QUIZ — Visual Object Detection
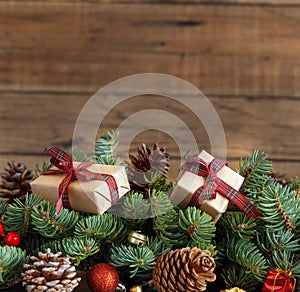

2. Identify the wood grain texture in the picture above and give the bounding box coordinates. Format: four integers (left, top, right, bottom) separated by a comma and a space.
0, 2, 299, 97
0, 0, 299, 181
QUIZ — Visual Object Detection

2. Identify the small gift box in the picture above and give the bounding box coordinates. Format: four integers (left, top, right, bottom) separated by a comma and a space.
262, 269, 297, 292
170, 150, 260, 222
31, 147, 130, 214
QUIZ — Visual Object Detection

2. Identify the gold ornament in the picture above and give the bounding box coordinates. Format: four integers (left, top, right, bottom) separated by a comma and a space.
127, 231, 147, 247
220, 288, 246, 292
130, 285, 143, 292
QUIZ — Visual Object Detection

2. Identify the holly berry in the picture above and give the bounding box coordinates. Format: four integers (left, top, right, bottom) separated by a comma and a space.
4, 232, 20, 246
0, 222, 4, 237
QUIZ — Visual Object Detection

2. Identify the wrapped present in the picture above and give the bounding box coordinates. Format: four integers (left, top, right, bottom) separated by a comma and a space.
31, 147, 130, 215
170, 150, 262, 222
262, 269, 297, 292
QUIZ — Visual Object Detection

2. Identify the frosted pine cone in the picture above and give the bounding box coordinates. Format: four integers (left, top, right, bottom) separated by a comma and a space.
151, 247, 216, 292
21, 248, 81, 292
0, 161, 33, 202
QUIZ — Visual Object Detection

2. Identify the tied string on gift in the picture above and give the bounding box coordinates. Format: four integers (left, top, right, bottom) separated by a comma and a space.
43, 147, 119, 216
263, 269, 297, 292
184, 156, 262, 221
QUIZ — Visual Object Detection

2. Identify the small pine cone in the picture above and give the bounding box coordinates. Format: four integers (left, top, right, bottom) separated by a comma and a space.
151, 247, 216, 292
127, 143, 169, 189
21, 248, 81, 292
296, 188, 300, 198
0, 161, 33, 203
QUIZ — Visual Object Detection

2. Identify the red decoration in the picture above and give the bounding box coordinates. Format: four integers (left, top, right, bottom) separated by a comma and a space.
262, 269, 297, 292
4, 232, 20, 246
87, 263, 119, 292
0, 222, 4, 237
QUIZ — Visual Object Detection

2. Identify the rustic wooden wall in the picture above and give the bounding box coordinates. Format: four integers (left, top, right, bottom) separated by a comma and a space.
0, 0, 299, 180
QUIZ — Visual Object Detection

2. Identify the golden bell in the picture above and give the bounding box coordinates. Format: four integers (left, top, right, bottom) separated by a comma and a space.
127, 231, 147, 247
130, 285, 143, 292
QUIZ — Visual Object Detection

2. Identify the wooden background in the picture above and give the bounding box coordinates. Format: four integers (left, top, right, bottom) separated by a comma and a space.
0, 0, 300, 180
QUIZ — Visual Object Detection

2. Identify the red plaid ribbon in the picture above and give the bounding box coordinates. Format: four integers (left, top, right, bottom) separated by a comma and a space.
184, 156, 262, 221
43, 147, 119, 215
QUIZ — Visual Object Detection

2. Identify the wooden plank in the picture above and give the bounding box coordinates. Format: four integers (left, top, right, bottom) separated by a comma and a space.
0, 92, 299, 160
0, 2, 299, 97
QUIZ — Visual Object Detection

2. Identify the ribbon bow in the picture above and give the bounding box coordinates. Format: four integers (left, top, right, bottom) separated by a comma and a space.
184, 156, 262, 221
43, 147, 119, 215
262, 269, 297, 292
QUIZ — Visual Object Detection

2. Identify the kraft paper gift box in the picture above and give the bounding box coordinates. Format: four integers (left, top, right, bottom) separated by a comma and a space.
170, 150, 245, 222
30, 163, 130, 214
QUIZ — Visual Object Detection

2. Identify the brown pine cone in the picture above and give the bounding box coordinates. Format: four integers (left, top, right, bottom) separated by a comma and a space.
151, 247, 216, 292
0, 161, 33, 203
21, 248, 81, 292
127, 143, 169, 189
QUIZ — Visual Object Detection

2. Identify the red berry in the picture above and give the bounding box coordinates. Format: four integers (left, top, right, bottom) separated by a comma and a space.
4, 232, 20, 246
0, 222, 4, 237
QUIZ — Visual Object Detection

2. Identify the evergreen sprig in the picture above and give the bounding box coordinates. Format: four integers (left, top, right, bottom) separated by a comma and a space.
4, 194, 42, 237
0, 199, 7, 218
94, 130, 120, 165
74, 213, 127, 242
0, 246, 27, 288
31, 201, 79, 238
226, 237, 267, 282
110, 244, 156, 278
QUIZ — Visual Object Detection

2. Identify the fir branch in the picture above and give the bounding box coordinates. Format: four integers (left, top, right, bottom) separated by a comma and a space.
4, 193, 42, 237
74, 213, 128, 242
217, 211, 258, 241
178, 206, 216, 246
259, 184, 300, 233
31, 201, 79, 238
34, 161, 52, 177
146, 236, 170, 259
0, 199, 7, 219
0, 246, 27, 287
148, 189, 174, 218
94, 130, 121, 165
110, 245, 156, 278
221, 264, 257, 292
226, 238, 267, 283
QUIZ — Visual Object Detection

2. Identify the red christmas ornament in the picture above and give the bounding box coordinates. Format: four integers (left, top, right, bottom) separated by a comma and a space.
262, 269, 297, 292
87, 263, 119, 292
4, 232, 20, 246
0, 222, 4, 237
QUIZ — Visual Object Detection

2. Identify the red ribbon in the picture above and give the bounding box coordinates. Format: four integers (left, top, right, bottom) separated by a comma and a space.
43, 147, 119, 215
262, 269, 297, 292
184, 156, 262, 221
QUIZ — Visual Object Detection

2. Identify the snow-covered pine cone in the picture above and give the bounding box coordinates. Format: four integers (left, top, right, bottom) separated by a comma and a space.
21, 248, 81, 292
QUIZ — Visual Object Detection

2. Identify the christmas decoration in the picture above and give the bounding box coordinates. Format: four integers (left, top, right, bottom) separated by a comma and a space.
87, 263, 119, 292
130, 285, 142, 292
170, 150, 261, 222
261, 269, 297, 292
4, 231, 21, 246
127, 143, 169, 191
0, 161, 33, 203
115, 282, 126, 291
220, 288, 246, 292
0, 130, 298, 292
127, 230, 148, 247
21, 248, 81, 292
151, 247, 216, 291
0, 246, 27, 288
30, 147, 130, 215
0, 221, 4, 236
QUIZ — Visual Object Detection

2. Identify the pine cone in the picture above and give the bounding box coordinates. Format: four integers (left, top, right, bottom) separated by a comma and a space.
0, 161, 33, 203
21, 248, 81, 292
151, 247, 216, 292
127, 143, 169, 189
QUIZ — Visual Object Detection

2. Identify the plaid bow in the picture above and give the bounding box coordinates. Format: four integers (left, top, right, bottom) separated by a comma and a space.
43, 147, 119, 215
184, 156, 262, 221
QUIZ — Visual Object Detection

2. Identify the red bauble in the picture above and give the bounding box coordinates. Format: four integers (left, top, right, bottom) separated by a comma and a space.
4, 232, 20, 246
0, 222, 4, 237
87, 263, 119, 292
